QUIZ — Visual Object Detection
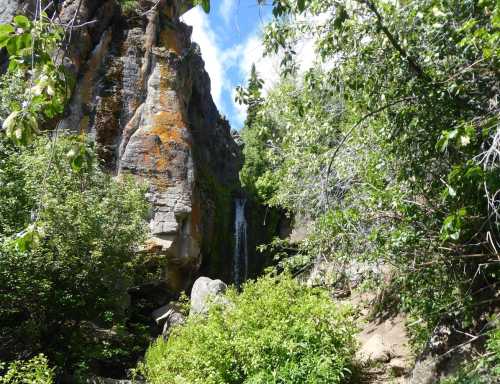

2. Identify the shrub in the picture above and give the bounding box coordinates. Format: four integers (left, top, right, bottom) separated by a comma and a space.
142, 275, 357, 384
0, 136, 149, 370
0, 354, 54, 384
118, 0, 139, 14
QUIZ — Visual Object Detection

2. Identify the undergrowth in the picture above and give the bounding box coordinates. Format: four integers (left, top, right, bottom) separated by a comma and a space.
141, 275, 358, 384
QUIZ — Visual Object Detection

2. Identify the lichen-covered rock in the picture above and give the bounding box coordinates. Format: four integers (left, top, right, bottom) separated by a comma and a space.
0, 0, 24, 23
4, 0, 243, 291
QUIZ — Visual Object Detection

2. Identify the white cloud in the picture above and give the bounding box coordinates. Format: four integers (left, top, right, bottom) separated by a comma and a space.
232, 29, 316, 124
181, 7, 280, 128
219, 0, 237, 26
238, 35, 281, 94
232, 87, 248, 126
181, 8, 224, 109
180, 6, 319, 129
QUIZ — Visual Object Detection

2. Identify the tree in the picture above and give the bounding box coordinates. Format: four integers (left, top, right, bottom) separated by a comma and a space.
0, 136, 148, 373
241, 0, 500, 349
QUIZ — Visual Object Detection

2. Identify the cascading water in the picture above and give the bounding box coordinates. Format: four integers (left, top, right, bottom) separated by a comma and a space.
233, 198, 248, 286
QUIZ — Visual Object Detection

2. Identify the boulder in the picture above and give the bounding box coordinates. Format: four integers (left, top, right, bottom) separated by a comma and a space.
190, 276, 228, 315
389, 357, 409, 377
151, 303, 185, 337
162, 310, 185, 337
409, 321, 478, 384
356, 334, 392, 363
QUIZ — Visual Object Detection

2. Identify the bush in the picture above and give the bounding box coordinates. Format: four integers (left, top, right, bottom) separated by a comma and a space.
239, 0, 500, 349
0, 136, 149, 370
142, 275, 357, 384
0, 354, 54, 384
118, 0, 139, 14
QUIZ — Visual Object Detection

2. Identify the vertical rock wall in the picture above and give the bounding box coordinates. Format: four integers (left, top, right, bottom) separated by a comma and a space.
2, 0, 242, 291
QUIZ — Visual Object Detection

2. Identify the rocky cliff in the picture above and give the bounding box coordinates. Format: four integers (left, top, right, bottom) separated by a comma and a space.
1, 0, 243, 291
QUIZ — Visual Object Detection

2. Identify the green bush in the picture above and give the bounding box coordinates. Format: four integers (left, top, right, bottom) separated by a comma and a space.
239, 0, 500, 349
118, 0, 139, 14
0, 354, 54, 384
0, 136, 149, 370
142, 275, 357, 384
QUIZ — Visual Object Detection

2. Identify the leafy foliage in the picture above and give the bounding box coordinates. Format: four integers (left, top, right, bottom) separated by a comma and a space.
194, 0, 211, 13
118, 0, 139, 14
240, 0, 500, 349
141, 275, 357, 384
0, 14, 69, 145
0, 354, 54, 384
440, 318, 500, 383
0, 136, 149, 372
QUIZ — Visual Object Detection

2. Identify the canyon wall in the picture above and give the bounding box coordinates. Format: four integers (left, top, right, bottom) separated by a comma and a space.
2, 0, 243, 291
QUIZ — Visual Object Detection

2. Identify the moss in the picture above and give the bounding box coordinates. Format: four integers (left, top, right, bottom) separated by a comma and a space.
195, 166, 237, 281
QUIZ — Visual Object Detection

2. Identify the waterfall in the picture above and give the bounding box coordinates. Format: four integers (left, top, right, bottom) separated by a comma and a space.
233, 198, 248, 286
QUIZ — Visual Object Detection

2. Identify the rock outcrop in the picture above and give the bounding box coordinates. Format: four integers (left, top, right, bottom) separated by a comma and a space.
2, 0, 242, 290
66, 0, 241, 291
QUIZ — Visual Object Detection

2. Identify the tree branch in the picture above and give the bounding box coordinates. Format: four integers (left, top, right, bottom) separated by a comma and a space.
361, 0, 428, 81
325, 96, 416, 206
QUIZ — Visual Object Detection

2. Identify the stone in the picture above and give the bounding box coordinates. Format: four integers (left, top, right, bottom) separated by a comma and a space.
0, 0, 21, 24
162, 310, 185, 337
409, 320, 476, 384
409, 356, 440, 384
190, 276, 228, 315
389, 357, 409, 377
356, 334, 392, 363
151, 303, 185, 337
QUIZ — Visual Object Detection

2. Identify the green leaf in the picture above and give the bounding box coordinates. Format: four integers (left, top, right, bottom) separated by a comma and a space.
17, 33, 32, 50
6, 36, 17, 55
334, 6, 349, 29
297, 0, 306, 13
0, 24, 15, 36
200, 0, 210, 13
436, 134, 449, 152
448, 186, 456, 197
0, 34, 10, 48
13, 15, 30, 29
464, 166, 483, 180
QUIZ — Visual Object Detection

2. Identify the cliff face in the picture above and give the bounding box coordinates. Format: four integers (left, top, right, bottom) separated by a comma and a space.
3, 0, 242, 291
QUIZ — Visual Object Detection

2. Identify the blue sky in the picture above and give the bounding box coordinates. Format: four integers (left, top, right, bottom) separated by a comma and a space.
181, 1, 279, 130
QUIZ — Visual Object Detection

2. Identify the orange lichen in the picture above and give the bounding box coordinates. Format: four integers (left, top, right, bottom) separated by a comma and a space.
160, 29, 182, 55
136, 58, 194, 191
137, 109, 189, 180
151, 111, 184, 143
